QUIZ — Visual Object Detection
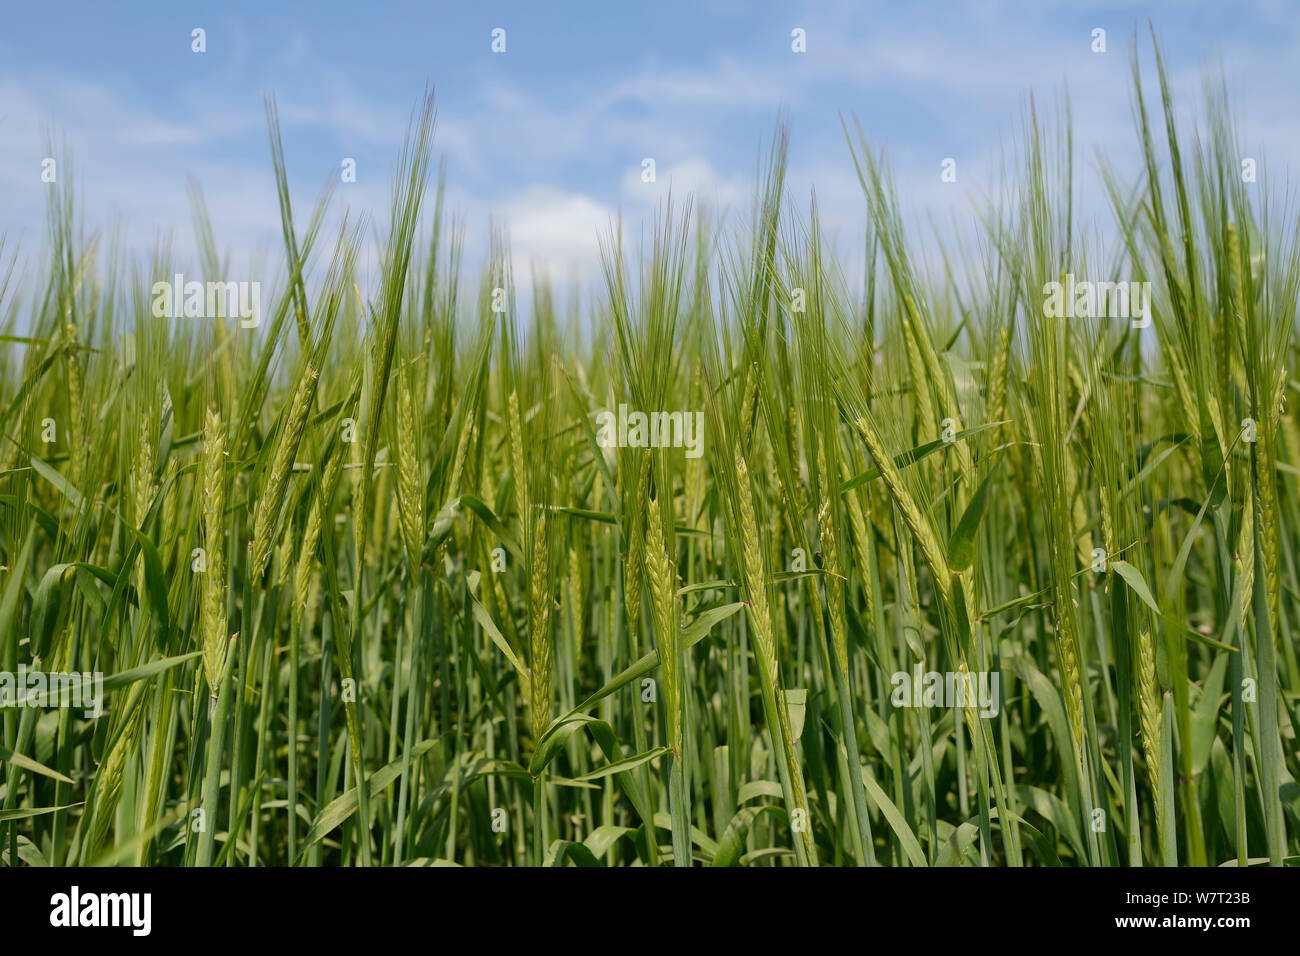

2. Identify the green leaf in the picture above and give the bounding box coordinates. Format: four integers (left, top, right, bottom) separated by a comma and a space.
11, 652, 200, 707
1013, 784, 1086, 860
1191, 653, 1228, 776
128, 526, 170, 648
583, 825, 635, 858
31, 563, 76, 660
0, 744, 74, 784
419, 496, 462, 564
860, 769, 926, 867
545, 840, 604, 867
0, 529, 36, 655
459, 494, 522, 560
736, 780, 784, 804
947, 463, 998, 572
936, 820, 980, 867
30, 455, 84, 510
102, 652, 202, 694
568, 746, 668, 783
711, 805, 786, 866
781, 689, 807, 743
551, 602, 746, 723
1110, 559, 1162, 617
468, 585, 529, 685
297, 739, 437, 859
530, 714, 613, 776
840, 422, 1004, 494
651, 812, 718, 856
0, 802, 82, 823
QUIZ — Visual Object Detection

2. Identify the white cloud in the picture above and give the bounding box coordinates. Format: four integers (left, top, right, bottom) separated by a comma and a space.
490, 185, 615, 284
621, 157, 748, 210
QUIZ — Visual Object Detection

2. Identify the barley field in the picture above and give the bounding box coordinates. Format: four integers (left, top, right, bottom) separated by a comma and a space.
1, 41, 1297, 868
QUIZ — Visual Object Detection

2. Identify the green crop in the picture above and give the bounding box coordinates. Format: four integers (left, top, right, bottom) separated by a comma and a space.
0, 37, 1296, 867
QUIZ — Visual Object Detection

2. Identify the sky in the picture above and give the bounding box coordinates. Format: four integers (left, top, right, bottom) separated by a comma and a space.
2, 0, 1298, 300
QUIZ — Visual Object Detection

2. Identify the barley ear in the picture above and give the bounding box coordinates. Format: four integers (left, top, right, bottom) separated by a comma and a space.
394, 377, 425, 569
252, 363, 318, 582
646, 497, 681, 753
296, 445, 342, 614
623, 449, 652, 640
200, 407, 229, 698
1135, 626, 1166, 848
850, 414, 953, 607
528, 510, 553, 744
735, 452, 818, 865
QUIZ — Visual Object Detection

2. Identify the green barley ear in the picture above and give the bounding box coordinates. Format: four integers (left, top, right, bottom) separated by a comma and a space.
739, 362, 759, 445
987, 322, 1012, 439
1234, 478, 1255, 630
62, 322, 85, 490
352, 355, 372, 571
528, 510, 553, 744
1063, 439, 1093, 571
817, 495, 849, 680
1135, 626, 1165, 848
295, 444, 342, 614
1218, 223, 1242, 424
131, 419, 156, 600
132, 419, 154, 529
1256, 367, 1286, 638
904, 294, 971, 484
90, 705, 144, 853
274, 529, 294, 591
252, 363, 318, 582
839, 456, 879, 634
394, 375, 425, 570
200, 406, 229, 698
623, 449, 652, 640
734, 452, 818, 865
901, 317, 935, 442
736, 453, 778, 688
566, 542, 584, 662
446, 419, 474, 507
1055, 586, 1085, 750
1167, 349, 1201, 442
508, 388, 528, 525
850, 414, 953, 607
645, 496, 681, 753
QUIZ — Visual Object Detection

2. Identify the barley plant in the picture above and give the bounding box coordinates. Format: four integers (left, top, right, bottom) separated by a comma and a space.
1, 40, 1298, 867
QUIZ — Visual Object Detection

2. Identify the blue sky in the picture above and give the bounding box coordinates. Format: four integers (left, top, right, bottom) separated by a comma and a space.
2, 0, 1298, 292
